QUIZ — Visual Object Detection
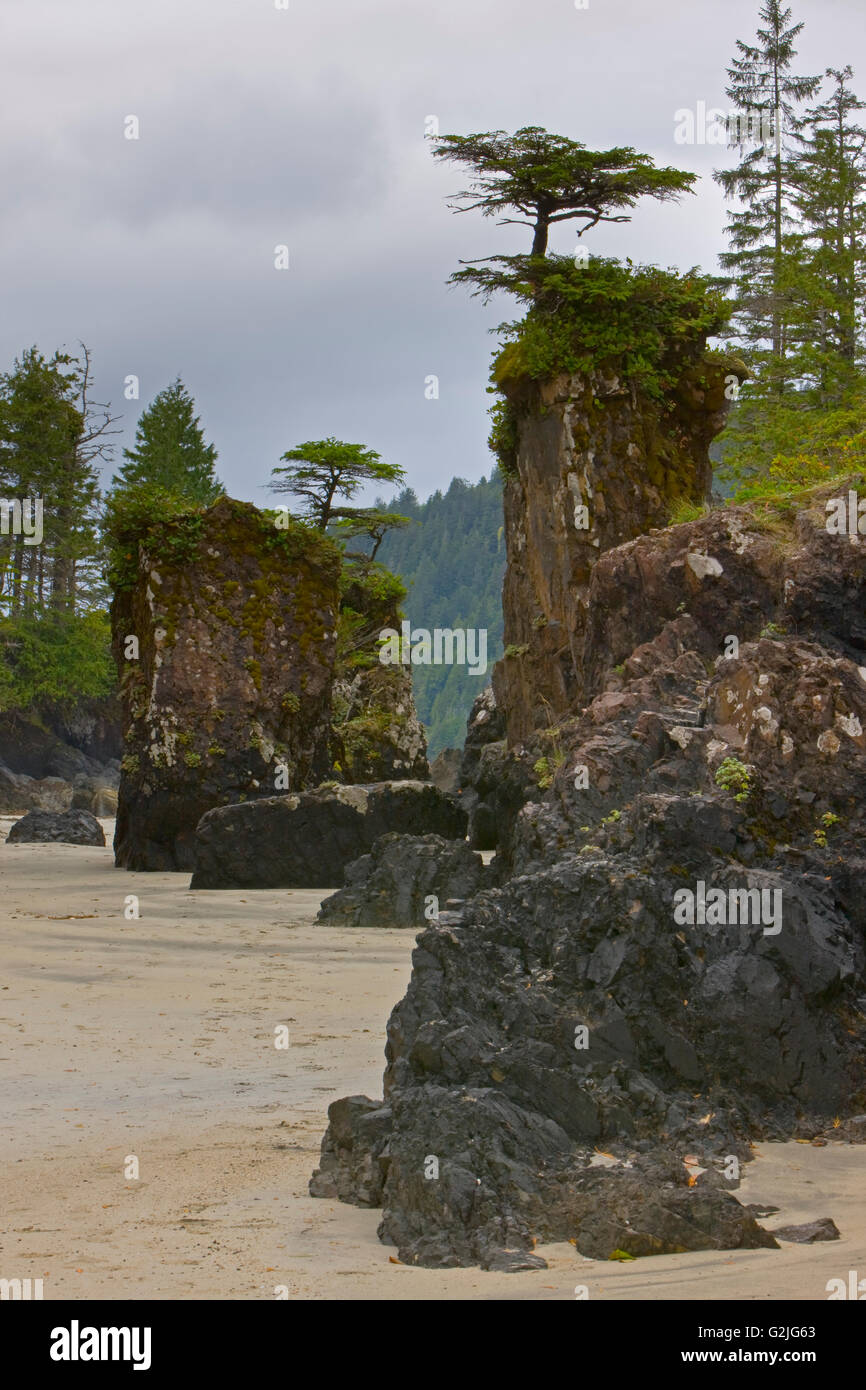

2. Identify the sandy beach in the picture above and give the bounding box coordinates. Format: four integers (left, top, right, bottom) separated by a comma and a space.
1, 817, 864, 1302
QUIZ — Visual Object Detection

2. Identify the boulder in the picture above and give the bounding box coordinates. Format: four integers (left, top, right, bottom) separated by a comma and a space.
310, 1088, 775, 1268
429, 748, 462, 795
0, 763, 73, 815
317, 833, 486, 929
7, 809, 105, 846
771, 1217, 840, 1244
190, 781, 467, 889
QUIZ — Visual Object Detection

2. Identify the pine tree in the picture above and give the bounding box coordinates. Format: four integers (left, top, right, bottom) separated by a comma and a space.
714, 1, 821, 395
0, 346, 111, 615
788, 66, 866, 400
114, 378, 222, 505
269, 437, 405, 531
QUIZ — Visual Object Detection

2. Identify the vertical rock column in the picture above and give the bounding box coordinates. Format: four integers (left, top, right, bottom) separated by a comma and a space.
111, 497, 341, 870
492, 358, 740, 743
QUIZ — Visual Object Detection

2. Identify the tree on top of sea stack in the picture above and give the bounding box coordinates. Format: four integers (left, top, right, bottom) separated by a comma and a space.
430, 126, 697, 272
269, 437, 409, 557
113, 378, 222, 506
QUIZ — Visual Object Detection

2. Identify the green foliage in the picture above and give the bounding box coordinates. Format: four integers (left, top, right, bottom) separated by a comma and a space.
814, 811, 840, 847
713, 1, 821, 386
0, 344, 111, 616
715, 756, 754, 803
336, 560, 407, 672
103, 483, 207, 591
270, 437, 405, 531
533, 755, 554, 789
332, 510, 412, 561
714, 24, 866, 487
487, 396, 519, 472
375, 473, 506, 757
718, 388, 866, 496
488, 256, 731, 403
113, 378, 222, 505
0, 608, 114, 712
669, 499, 710, 525
431, 126, 695, 260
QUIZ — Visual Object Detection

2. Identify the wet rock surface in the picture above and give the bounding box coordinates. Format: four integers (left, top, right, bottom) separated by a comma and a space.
190, 781, 467, 889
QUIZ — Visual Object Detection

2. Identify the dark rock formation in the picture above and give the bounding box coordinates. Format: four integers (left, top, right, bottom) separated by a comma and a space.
0, 700, 121, 816
190, 781, 467, 889
310, 479, 866, 1268
111, 498, 341, 871
317, 832, 486, 929
771, 1218, 840, 1243
7, 808, 106, 846
456, 687, 533, 851
0, 764, 73, 815
491, 359, 744, 744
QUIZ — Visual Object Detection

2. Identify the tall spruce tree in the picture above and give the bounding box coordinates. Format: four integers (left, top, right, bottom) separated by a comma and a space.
714, 1, 821, 395
788, 66, 866, 400
114, 378, 222, 505
0, 346, 112, 615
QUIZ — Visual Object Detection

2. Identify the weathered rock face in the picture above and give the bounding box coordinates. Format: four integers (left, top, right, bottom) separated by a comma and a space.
0, 765, 73, 815
429, 748, 462, 795
0, 700, 121, 815
492, 358, 741, 744
190, 781, 467, 890
310, 481, 866, 1268
330, 567, 429, 784
317, 833, 486, 929
331, 665, 428, 783
7, 808, 105, 846
456, 687, 533, 851
111, 498, 341, 871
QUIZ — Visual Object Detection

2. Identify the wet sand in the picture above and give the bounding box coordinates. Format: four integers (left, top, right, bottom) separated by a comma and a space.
1, 818, 864, 1300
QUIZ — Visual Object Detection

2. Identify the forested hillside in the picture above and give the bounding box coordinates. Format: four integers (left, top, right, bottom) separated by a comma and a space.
376, 472, 505, 756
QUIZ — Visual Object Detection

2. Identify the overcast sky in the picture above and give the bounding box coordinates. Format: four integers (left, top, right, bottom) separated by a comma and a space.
3, 0, 864, 504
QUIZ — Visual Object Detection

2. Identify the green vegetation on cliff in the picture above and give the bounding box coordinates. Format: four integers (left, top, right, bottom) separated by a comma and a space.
490, 257, 730, 398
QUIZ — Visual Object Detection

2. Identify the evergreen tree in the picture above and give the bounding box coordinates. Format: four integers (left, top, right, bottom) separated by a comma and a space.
432, 127, 695, 263
0, 346, 112, 615
114, 378, 222, 505
269, 437, 405, 531
714, 1, 821, 394
788, 66, 866, 399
